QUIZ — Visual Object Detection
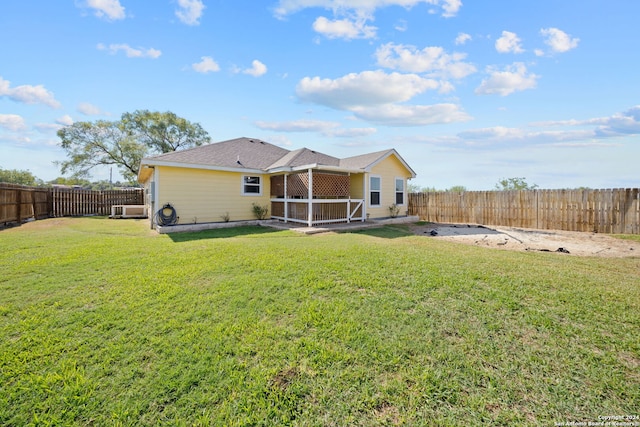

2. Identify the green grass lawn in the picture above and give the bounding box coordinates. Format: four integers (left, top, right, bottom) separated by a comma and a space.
1, 218, 638, 426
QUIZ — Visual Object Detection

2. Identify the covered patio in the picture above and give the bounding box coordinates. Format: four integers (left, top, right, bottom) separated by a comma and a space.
270, 168, 365, 227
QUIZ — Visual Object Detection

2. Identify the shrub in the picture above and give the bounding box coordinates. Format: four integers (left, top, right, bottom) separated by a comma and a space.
251, 203, 269, 220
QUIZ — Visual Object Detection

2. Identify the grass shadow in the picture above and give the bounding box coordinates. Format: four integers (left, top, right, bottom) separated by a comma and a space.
348, 224, 416, 239
167, 225, 281, 242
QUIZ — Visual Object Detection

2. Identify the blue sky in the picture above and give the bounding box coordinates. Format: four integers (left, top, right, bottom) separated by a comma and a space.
1, 0, 639, 189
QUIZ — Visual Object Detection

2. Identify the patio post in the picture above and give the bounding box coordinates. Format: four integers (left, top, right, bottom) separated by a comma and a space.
347, 172, 351, 223
284, 173, 288, 223
307, 168, 313, 226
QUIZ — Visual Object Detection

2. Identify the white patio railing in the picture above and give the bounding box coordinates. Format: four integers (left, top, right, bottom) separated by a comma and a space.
271, 198, 364, 226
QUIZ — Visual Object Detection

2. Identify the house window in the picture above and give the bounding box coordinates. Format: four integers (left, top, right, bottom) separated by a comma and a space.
395, 178, 404, 205
242, 176, 262, 195
370, 176, 381, 206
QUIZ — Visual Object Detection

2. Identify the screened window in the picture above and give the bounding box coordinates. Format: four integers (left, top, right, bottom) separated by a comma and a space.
370, 176, 381, 206
395, 178, 404, 205
242, 176, 261, 195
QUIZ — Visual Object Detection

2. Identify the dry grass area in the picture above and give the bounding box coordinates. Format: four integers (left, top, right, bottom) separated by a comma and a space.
409, 223, 640, 258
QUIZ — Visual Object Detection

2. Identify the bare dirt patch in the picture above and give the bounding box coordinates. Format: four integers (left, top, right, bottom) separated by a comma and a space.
409, 223, 640, 258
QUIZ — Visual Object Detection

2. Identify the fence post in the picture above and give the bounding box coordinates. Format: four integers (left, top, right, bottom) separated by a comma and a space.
16, 188, 22, 223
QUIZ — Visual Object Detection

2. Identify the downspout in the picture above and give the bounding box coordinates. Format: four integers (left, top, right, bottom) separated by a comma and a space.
153, 166, 160, 229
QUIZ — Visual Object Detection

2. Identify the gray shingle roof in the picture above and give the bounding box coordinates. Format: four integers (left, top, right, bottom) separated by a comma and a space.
142, 137, 290, 170
140, 137, 415, 177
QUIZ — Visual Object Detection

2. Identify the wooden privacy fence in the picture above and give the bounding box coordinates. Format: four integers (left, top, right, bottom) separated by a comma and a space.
409, 188, 640, 234
0, 183, 144, 225
0, 183, 51, 225
51, 187, 143, 217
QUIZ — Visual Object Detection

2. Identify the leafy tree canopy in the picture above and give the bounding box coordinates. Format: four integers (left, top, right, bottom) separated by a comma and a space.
448, 185, 467, 193
57, 111, 211, 183
121, 110, 210, 153
49, 176, 92, 187
0, 167, 43, 186
407, 183, 467, 193
57, 120, 146, 183
495, 177, 539, 191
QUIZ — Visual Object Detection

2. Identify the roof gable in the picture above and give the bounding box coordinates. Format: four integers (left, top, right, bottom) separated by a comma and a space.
341, 149, 416, 178
268, 148, 340, 169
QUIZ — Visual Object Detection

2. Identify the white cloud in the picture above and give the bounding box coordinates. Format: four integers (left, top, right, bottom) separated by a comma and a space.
97, 43, 162, 59
592, 106, 640, 137
440, 0, 462, 18
295, 70, 470, 126
455, 106, 640, 147
0, 114, 27, 131
77, 102, 104, 115
375, 42, 476, 79
296, 70, 439, 110
255, 119, 376, 137
275, 0, 460, 40
454, 32, 471, 45
328, 127, 378, 137
176, 0, 205, 25
351, 103, 472, 126
475, 63, 539, 96
54, 115, 74, 126
437, 80, 455, 94
394, 19, 408, 32
242, 60, 268, 77
452, 125, 598, 148
274, 0, 462, 18
312, 16, 377, 39
256, 119, 340, 133
34, 123, 63, 133
0, 76, 61, 108
192, 56, 220, 73
531, 107, 640, 136
458, 126, 525, 141
540, 27, 579, 53
83, 0, 126, 20
495, 31, 524, 54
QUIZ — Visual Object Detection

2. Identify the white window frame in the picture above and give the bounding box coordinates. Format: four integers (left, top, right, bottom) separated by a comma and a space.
242, 175, 262, 196
369, 175, 381, 207
395, 177, 405, 206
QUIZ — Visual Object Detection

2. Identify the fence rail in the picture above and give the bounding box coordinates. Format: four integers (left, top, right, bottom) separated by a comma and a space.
408, 188, 640, 234
0, 183, 144, 226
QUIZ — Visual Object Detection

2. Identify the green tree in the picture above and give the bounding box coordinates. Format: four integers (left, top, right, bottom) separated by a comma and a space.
48, 176, 92, 187
495, 177, 539, 191
121, 110, 210, 153
0, 167, 43, 186
407, 183, 440, 193
407, 183, 422, 193
57, 111, 211, 183
57, 120, 146, 183
448, 185, 467, 192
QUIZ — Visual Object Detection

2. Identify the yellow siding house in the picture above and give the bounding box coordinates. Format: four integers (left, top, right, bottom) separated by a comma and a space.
137, 137, 416, 229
